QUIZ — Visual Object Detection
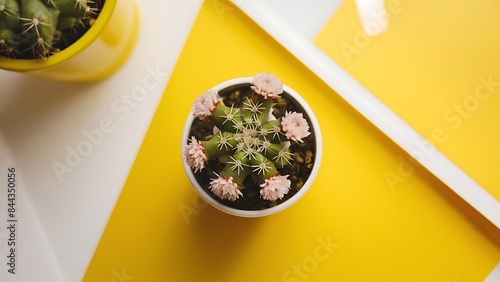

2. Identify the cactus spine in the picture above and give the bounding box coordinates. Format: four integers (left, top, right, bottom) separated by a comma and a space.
0, 0, 102, 59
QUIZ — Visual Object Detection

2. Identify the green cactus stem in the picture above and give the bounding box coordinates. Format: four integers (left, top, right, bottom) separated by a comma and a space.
0, 0, 103, 59
0, 0, 19, 30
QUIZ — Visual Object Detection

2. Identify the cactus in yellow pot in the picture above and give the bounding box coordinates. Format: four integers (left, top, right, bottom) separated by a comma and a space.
0, 0, 139, 82
0, 0, 100, 59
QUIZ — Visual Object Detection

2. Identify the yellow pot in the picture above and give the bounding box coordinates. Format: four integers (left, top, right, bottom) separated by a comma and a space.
0, 0, 140, 82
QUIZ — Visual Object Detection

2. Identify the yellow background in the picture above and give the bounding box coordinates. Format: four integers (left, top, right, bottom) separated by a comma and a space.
84, 1, 499, 281
315, 0, 500, 201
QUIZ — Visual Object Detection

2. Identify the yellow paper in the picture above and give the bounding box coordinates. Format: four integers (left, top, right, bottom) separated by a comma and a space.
315, 0, 500, 201
84, 1, 500, 281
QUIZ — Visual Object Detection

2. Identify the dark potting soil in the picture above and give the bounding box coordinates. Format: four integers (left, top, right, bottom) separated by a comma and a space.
187, 83, 317, 211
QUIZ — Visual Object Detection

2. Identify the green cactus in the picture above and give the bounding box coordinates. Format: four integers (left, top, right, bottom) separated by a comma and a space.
184, 73, 312, 203
0, 0, 102, 59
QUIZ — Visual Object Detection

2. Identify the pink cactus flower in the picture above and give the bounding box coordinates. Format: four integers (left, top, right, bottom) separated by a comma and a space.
192, 89, 221, 120
184, 136, 207, 173
209, 175, 243, 201
251, 72, 283, 99
281, 111, 311, 143
259, 174, 291, 201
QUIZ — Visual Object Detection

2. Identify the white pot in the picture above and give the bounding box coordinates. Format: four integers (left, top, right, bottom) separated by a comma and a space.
181, 77, 322, 217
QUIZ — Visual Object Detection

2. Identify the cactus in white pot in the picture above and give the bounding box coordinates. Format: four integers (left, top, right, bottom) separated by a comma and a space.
184, 73, 314, 205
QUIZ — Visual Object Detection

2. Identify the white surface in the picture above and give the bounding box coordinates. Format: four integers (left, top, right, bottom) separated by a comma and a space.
233, 0, 343, 40
0, 133, 65, 280
234, 0, 500, 229
0, 0, 203, 280
485, 262, 500, 282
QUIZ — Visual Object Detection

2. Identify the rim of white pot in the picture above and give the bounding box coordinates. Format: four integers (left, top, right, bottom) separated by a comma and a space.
181, 77, 323, 217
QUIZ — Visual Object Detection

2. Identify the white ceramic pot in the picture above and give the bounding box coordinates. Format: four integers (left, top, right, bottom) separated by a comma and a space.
182, 77, 322, 217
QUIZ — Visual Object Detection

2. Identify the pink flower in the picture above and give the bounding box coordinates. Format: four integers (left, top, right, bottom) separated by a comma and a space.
281, 111, 310, 143
260, 174, 291, 201
184, 136, 207, 173
209, 175, 243, 201
251, 73, 283, 99
192, 89, 221, 120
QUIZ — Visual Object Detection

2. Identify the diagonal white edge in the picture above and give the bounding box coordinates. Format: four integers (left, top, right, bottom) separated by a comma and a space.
233, 1, 500, 229
485, 261, 500, 282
